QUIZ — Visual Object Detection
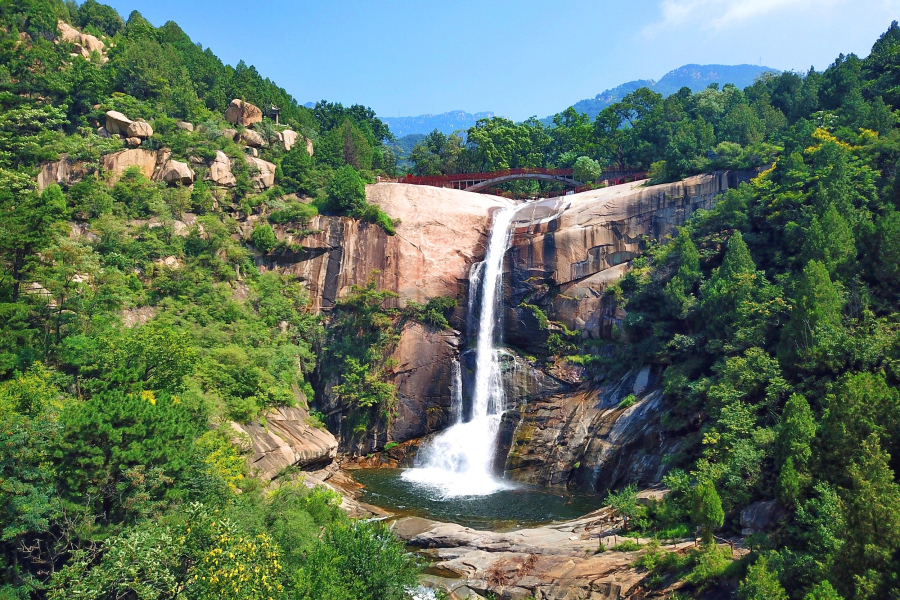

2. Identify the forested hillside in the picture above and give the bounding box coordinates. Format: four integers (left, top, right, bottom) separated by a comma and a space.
0, 1, 417, 597
4, 0, 900, 598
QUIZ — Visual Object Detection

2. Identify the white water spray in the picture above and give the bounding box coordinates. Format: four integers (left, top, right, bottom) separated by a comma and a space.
402, 206, 517, 497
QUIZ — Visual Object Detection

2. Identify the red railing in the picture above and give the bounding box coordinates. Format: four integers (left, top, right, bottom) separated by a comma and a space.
398, 167, 576, 187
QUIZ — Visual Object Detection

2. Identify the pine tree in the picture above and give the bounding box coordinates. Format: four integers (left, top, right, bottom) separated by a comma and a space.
738, 556, 789, 600
803, 580, 844, 600
778, 456, 802, 506
775, 393, 816, 470
778, 260, 843, 361
692, 479, 725, 545
803, 204, 854, 277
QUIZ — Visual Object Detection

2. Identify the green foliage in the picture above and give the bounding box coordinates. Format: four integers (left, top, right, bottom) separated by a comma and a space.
573, 155, 602, 182
251, 222, 277, 253
293, 520, 421, 600
611, 539, 642, 551
326, 165, 367, 212
618, 394, 637, 409
324, 275, 399, 427
692, 480, 725, 544
738, 556, 788, 600
405, 296, 458, 329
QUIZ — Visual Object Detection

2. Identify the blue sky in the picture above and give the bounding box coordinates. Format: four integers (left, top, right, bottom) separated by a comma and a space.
101, 0, 900, 121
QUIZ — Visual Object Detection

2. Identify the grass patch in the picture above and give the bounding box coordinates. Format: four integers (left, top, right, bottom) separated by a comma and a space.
612, 539, 643, 552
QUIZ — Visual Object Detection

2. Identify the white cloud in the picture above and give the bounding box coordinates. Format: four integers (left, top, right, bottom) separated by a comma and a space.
643, 0, 848, 35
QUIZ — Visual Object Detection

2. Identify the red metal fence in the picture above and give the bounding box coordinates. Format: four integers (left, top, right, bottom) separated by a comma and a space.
397, 167, 646, 191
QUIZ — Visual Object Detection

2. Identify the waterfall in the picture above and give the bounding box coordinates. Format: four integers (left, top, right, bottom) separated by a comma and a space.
402, 206, 517, 497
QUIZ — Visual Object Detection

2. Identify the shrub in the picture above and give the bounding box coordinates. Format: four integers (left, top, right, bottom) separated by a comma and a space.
612, 539, 643, 551
326, 165, 367, 213
573, 155, 602, 182
268, 201, 318, 226
251, 223, 277, 253
619, 394, 637, 409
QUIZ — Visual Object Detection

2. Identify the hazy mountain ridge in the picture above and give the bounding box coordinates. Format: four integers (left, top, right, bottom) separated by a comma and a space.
558, 64, 780, 122
381, 111, 495, 137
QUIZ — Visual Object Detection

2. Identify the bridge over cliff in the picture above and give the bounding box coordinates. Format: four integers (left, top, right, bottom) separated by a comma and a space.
397, 167, 646, 194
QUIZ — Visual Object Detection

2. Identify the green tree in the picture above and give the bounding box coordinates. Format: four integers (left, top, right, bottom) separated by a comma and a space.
804, 581, 844, 600
778, 260, 843, 361
738, 556, 788, 600
692, 479, 725, 544
279, 143, 316, 195
573, 155, 602, 183
803, 204, 855, 277
0, 184, 66, 302
778, 456, 802, 506
605, 484, 641, 531
293, 520, 420, 600
775, 393, 816, 470
326, 165, 367, 213
251, 223, 277, 253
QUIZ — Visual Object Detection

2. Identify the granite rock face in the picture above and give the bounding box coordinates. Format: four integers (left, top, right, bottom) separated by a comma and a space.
225, 99, 263, 127
101, 148, 158, 181
230, 406, 338, 481
206, 150, 236, 187
506, 172, 755, 337
56, 20, 106, 60
497, 368, 683, 492
488, 173, 754, 490
260, 183, 511, 311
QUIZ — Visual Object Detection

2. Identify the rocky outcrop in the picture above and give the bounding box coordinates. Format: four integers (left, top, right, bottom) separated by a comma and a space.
206, 150, 236, 187
389, 323, 459, 442
104, 111, 133, 136
394, 512, 701, 600
740, 500, 785, 535
246, 156, 276, 190
126, 120, 153, 139
37, 157, 88, 191
506, 172, 756, 339
154, 160, 194, 186
230, 406, 339, 481
225, 99, 263, 127
177, 121, 194, 132
56, 20, 105, 60
279, 129, 298, 151
101, 148, 158, 181
260, 183, 511, 311
240, 128, 266, 148
496, 367, 682, 492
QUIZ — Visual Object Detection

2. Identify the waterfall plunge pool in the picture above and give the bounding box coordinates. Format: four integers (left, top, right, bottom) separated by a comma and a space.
350, 468, 605, 531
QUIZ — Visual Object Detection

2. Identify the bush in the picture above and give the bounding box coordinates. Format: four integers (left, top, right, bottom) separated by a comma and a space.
573, 155, 602, 183
326, 165, 367, 213
405, 296, 457, 329
251, 223, 277, 253
268, 201, 318, 226
293, 520, 421, 600
612, 539, 643, 551
619, 394, 637, 409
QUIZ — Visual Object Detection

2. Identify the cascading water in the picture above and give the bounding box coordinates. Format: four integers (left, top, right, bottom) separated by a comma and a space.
402, 206, 518, 497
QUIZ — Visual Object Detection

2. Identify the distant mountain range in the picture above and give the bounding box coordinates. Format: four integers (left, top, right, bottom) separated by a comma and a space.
380, 111, 495, 137
308, 64, 780, 142
543, 64, 779, 123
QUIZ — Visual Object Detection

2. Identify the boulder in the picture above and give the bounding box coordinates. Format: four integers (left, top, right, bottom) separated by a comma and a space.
230, 407, 339, 480
246, 156, 276, 190
56, 20, 105, 59
206, 151, 236, 187
101, 149, 158, 182
105, 110, 133, 136
177, 121, 194, 132
224, 99, 263, 127
126, 120, 153, 139
306, 137, 315, 156
740, 500, 785, 535
96, 126, 111, 138
239, 128, 266, 148
279, 129, 298, 151
126, 137, 142, 147
155, 160, 195, 186
37, 158, 87, 191
222, 128, 238, 140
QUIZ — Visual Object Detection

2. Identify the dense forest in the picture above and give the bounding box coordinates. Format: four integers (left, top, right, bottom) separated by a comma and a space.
4, 0, 900, 598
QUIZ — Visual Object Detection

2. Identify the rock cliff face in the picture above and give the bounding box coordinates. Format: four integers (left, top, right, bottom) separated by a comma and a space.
260, 183, 513, 311
488, 172, 753, 490
505, 172, 754, 338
